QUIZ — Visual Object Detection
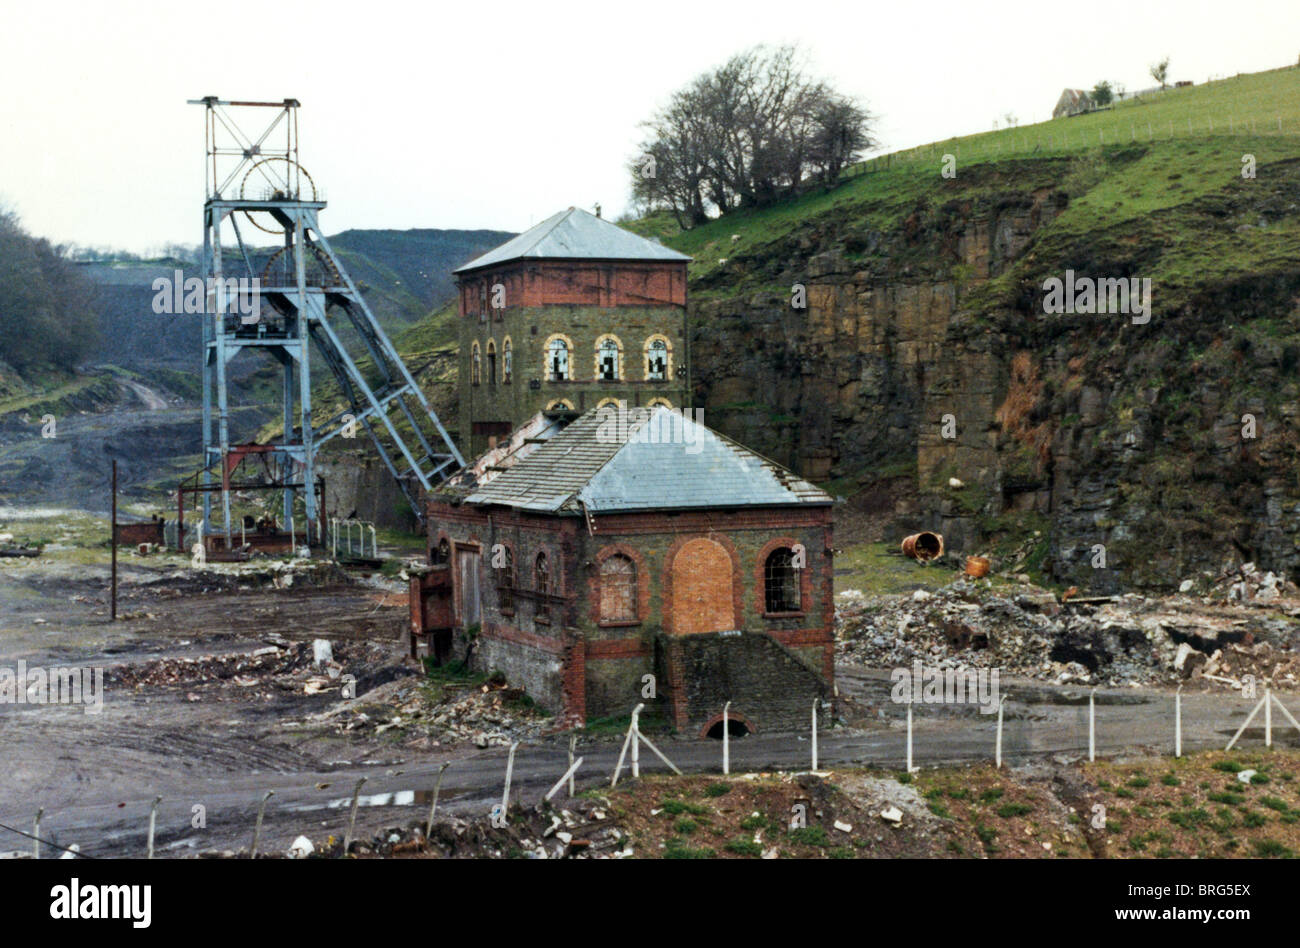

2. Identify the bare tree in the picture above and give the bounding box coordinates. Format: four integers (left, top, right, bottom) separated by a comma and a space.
630, 45, 873, 225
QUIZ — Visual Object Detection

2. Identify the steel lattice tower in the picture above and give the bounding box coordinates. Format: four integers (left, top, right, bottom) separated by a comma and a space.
189, 97, 463, 550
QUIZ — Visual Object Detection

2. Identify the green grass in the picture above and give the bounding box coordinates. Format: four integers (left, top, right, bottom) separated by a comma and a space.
787, 826, 831, 847
724, 837, 762, 857
834, 541, 958, 597
658, 799, 708, 817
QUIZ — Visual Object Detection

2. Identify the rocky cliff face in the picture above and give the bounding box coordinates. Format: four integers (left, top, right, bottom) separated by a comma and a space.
689, 152, 1300, 591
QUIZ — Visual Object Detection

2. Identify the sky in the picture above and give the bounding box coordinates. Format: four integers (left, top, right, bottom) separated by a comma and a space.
2, 0, 1299, 252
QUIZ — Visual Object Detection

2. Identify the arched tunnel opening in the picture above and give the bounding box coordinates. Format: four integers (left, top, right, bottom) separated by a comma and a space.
706, 718, 752, 740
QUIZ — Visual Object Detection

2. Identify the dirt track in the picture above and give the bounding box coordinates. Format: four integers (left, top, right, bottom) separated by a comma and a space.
0, 557, 1292, 858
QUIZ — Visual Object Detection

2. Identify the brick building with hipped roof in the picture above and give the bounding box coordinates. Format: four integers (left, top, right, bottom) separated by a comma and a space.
409, 405, 835, 737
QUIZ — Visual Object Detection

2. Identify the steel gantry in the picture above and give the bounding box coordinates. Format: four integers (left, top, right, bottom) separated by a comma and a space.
189, 97, 463, 550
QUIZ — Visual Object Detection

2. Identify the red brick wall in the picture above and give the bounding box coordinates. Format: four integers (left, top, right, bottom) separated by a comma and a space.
458, 259, 687, 314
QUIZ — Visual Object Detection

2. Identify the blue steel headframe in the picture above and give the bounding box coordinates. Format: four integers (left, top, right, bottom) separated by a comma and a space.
190, 98, 464, 550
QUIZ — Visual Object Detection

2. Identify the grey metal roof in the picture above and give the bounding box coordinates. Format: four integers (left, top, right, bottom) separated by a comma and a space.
453, 207, 691, 274
462, 406, 831, 514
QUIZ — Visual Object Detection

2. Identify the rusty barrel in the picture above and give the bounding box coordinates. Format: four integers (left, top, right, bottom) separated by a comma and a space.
901, 532, 944, 562
965, 555, 990, 578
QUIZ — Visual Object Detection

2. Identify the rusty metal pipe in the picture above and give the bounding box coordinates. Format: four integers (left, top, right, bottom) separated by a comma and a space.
901, 532, 944, 562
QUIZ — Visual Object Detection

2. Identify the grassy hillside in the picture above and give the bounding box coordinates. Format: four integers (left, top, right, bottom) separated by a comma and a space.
628, 63, 1300, 292
617, 62, 1300, 588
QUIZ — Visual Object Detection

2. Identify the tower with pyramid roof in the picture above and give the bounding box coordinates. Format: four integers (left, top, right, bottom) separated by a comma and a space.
453, 206, 692, 456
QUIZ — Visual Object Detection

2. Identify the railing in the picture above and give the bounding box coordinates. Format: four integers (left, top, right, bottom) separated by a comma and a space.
330, 518, 377, 560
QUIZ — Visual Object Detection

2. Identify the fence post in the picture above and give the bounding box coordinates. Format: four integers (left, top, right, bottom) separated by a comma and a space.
502, 741, 520, 817
251, 790, 274, 858
425, 761, 450, 840
1089, 688, 1097, 762
1175, 686, 1182, 758
631, 706, 641, 779
722, 701, 731, 775
811, 698, 819, 772
906, 699, 914, 773
1266, 687, 1273, 748
343, 777, 366, 855
995, 694, 1008, 768
568, 733, 577, 797
146, 795, 162, 859
545, 757, 584, 802
33, 808, 42, 860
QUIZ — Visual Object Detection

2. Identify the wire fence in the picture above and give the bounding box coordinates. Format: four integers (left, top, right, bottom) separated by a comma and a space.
5, 686, 1296, 858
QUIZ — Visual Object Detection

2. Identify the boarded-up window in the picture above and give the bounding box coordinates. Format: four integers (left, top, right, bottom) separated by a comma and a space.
458, 548, 481, 627
600, 554, 636, 622
764, 548, 801, 613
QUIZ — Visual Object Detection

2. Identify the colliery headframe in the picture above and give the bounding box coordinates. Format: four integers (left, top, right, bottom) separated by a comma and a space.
184, 97, 463, 555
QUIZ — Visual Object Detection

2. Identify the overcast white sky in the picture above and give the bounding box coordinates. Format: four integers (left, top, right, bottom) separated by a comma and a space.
2, 0, 1298, 252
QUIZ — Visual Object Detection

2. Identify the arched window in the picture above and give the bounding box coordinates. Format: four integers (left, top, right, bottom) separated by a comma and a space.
764, 547, 801, 613
535, 551, 551, 623
431, 538, 450, 565
471, 341, 481, 385
600, 554, 637, 622
486, 340, 497, 384
647, 397, 673, 409
496, 546, 514, 613
596, 336, 621, 380
646, 337, 669, 380
502, 338, 512, 383
546, 398, 576, 411
547, 338, 569, 381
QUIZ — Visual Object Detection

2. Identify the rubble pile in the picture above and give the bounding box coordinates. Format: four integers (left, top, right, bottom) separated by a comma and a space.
836, 577, 1300, 689
1208, 562, 1300, 604
274, 796, 631, 860
308, 672, 552, 747
108, 640, 395, 700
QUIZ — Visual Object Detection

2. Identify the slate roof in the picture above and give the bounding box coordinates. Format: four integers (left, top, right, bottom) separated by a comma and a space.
459, 406, 831, 514
453, 207, 691, 274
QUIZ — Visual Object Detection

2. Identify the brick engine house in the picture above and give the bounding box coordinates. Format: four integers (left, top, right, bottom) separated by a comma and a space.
454, 207, 692, 457
410, 406, 836, 736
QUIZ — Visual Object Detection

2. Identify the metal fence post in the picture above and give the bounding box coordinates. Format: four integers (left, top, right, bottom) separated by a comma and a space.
722, 701, 731, 775
251, 790, 274, 858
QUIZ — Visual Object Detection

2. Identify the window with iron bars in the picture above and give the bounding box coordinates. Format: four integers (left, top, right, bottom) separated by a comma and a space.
535, 552, 550, 623
497, 547, 514, 613
764, 547, 801, 613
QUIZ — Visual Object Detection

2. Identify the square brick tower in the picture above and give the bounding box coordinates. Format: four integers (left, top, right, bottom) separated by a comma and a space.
454, 207, 692, 456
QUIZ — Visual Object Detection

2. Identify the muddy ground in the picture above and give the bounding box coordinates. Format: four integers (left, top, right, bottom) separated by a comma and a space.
3, 527, 1300, 859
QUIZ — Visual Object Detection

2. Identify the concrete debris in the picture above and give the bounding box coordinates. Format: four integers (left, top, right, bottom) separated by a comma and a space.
288, 836, 314, 858
107, 640, 391, 700
879, 806, 903, 824
837, 575, 1300, 689
309, 671, 551, 747
323, 795, 627, 859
